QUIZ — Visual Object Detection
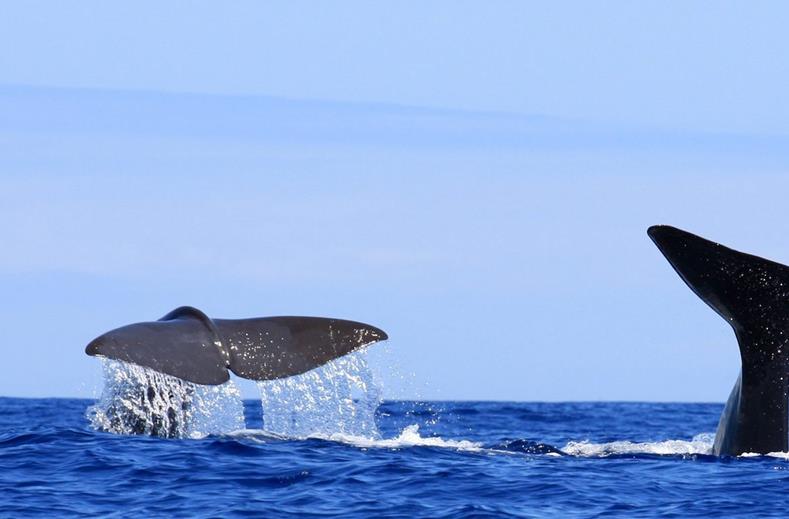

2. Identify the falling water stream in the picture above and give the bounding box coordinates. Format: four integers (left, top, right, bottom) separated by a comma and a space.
88, 351, 382, 439
87, 360, 244, 438
257, 351, 382, 438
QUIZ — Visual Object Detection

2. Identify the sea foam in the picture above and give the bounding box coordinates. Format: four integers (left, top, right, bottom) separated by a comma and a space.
562, 433, 715, 457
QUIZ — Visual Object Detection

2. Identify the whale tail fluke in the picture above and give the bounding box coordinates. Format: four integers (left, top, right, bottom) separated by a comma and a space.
648, 225, 789, 454
86, 307, 388, 385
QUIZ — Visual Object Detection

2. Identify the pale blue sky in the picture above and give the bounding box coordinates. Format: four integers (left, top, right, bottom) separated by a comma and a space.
1, 2, 789, 401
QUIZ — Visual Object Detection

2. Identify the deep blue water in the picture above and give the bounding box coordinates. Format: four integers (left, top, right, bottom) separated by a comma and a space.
3, 398, 789, 517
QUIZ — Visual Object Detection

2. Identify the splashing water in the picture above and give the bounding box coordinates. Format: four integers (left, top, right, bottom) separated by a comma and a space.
319, 425, 483, 451
87, 360, 244, 438
257, 350, 382, 438
562, 433, 715, 457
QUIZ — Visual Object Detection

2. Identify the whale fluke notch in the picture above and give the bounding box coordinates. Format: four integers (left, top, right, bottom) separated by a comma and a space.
86, 306, 388, 385
649, 225, 789, 455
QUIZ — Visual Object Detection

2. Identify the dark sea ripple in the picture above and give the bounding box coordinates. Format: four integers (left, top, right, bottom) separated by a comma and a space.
2, 398, 789, 518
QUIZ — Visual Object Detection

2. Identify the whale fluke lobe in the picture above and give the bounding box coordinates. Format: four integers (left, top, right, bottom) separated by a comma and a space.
215, 316, 388, 381
86, 306, 388, 385
85, 307, 230, 385
649, 225, 789, 456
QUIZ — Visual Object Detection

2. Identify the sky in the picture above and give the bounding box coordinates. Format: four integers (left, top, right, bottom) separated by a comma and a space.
2, 2, 789, 401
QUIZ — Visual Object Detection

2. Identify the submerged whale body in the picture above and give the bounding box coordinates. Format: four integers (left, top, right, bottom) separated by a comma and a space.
649, 225, 789, 456
86, 306, 388, 437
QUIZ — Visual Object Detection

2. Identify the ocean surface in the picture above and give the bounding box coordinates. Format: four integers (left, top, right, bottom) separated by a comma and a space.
3, 361, 789, 517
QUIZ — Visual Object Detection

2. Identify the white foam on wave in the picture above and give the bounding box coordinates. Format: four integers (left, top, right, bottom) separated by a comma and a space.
318, 424, 483, 451
229, 424, 484, 451
563, 434, 789, 459
740, 451, 789, 459
562, 433, 715, 457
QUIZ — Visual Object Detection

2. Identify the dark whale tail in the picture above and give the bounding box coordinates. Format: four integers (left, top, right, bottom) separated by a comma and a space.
649, 225, 789, 455
86, 306, 388, 385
